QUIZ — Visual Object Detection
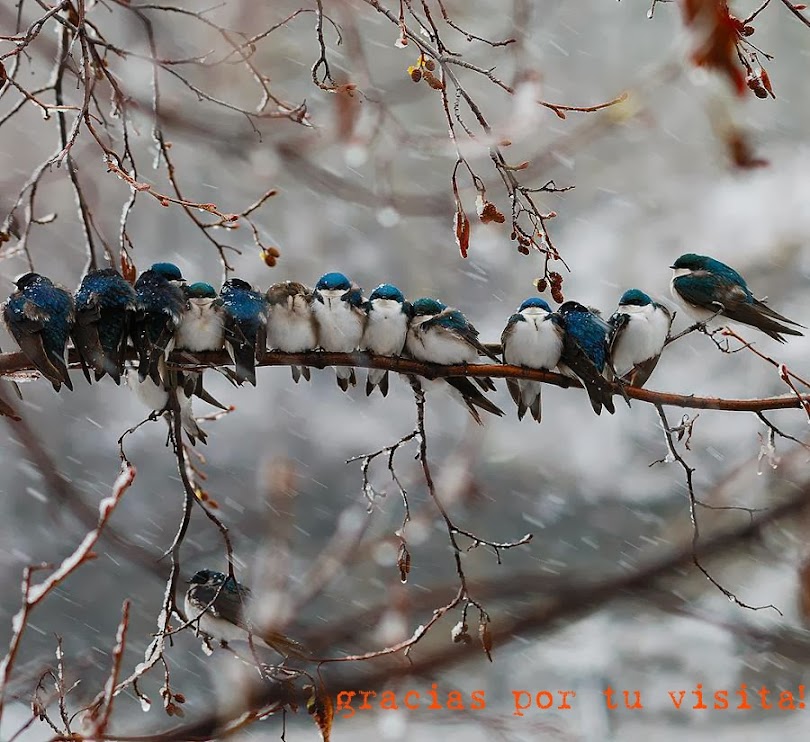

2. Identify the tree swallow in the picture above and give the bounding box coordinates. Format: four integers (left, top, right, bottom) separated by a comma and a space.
670, 253, 804, 342
607, 289, 672, 388
501, 297, 564, 423
406, 297, 503, 424
266, 280, 317, 384
219, 278, 268, 386
2, 273, 75, 391
72, 268, 137, 385
311, 272, 366, 392
125, 368, 209, 445
131, 262, 186, 387
361, 283, 410, 397
557, 301, 616, 415
184, 569, 307, 658
175, 282, 225, 353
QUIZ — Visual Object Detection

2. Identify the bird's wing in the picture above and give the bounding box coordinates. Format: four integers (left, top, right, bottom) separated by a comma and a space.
673, 272, 748, 310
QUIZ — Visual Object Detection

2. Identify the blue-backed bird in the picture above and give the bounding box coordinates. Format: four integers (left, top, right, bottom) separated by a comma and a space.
131, 262, 186, 386
2, 273, 75, 391
184, 569, 307, 658
501, 297, 564, 423
220, 278, 268, 386
557, 301, 616, 415
406, 297, 503, 424
362, 283, 410, 397
608, 289, 672, 388
266, 281, 317, 384
72, 268, 137, 385
670, 253, 804, 342
311, 272, 365, 392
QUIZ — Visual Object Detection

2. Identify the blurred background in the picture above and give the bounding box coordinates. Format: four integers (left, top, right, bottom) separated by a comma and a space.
1, 0, 810, 739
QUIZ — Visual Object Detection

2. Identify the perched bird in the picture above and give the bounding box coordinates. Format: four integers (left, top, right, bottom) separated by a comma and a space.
501, 297, 564, 423
311, 272, 365, 392
670, 253, 804, 342
2, 273, 75, 391
175, 282, 225, 354
184, 569, 307, 658
266, 281, 317, 384
131, 262, 186, 386
361, 283, 410, 397
72, 268, 137, 385
557, 301, 616, 415
125, 369, 208, 445
174, 282, 227, 409
220, 278, 268, 386
607, 289, 672, 388
406, 297, 503, 424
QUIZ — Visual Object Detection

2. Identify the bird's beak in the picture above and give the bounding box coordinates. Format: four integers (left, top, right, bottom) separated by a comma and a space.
314, 291, 324, 304
669, 265, 676, 269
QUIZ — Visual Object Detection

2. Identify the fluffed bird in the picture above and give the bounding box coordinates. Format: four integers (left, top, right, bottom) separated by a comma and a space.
220, 278, 268, 386
175, 282, 225, 353
670, 253, 804, 342
131, 262, 186, 386
607, 289, 672, 388
72, 268, 137, 385
174, 282, 228, 410
311, 272, 365, 392
184, 569, 307, 659
266, 281, 317, 384
361, 283, 409, 397
406, 297, 503, 424
501, 297, 564, 423
557, 301, 616, 415
2, 273, 74, 391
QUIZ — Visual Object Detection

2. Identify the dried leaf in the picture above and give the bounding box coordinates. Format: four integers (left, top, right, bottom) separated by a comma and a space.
454, 208, 470, 258
120, 250, 137, 284
306, 682, 334, 742
479, 620, 493, 662
397, 542, 411, 583
680, 0, 746, 96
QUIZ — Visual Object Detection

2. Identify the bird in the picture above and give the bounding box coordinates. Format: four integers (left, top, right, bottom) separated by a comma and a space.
670, 253, 804, 342
607, 289, 672, 388
266, 281, 317, 384
72, 268, 137, 385
125, 368, 209, 445
175, 282, 225, 354
174, 281, 228, 409
361, 283, 410, 397
184, 569, 307, 659
219, 278, 268, 386
557, 301, 616, 415
311, 272, 366, 392
131, 262, 186, 387
2, 273, 75, 391
501, 297, 564, 423
406, 297, 504, 424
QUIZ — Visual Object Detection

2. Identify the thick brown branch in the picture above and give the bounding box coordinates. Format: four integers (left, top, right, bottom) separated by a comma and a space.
1, 349, 808, 413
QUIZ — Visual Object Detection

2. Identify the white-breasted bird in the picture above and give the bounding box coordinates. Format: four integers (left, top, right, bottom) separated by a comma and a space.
501, 297, 564, 423
311, 272, 366, 392
607, 289, 672, 388
266, 281, 317, 384
361, 283, 409, 397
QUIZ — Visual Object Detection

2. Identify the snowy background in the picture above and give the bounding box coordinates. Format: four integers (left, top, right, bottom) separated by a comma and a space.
1, 1, 810, 740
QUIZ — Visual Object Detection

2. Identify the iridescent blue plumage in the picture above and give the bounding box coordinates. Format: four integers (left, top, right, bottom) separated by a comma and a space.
405, 296, 503, 424
220, 278, 268, 386
558, 301, 615, 415
3, 273, 75, 391
315, 272, 352, 292
670, 253, 803, 342
131, 262, 186, 386
73, 268, 136, 384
